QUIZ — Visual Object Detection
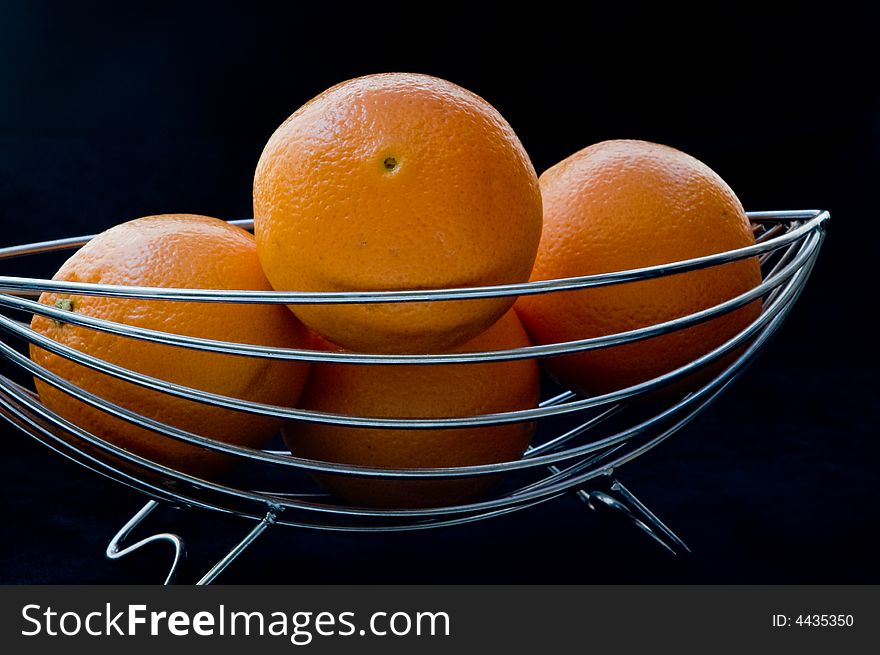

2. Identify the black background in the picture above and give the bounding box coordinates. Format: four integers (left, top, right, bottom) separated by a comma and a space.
0, 1, 877, 583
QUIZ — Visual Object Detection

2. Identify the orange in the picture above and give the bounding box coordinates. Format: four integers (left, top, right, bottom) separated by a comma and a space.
515, 140, 762, 395
29, 214, 311, 477
283, 310, 539, 508
253, 73, 543, 354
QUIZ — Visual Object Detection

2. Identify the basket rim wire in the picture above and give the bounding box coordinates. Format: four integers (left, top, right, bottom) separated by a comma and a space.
0, 209, 823, 308
0, 209, 827, 526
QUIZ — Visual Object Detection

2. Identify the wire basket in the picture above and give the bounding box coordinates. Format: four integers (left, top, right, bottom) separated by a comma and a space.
0, 209, 828, 583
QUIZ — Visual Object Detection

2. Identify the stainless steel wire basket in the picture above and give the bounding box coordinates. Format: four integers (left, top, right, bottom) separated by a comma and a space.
0, 209, 829, 584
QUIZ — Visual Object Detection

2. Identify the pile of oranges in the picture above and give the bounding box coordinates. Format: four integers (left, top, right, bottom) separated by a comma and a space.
28, 73, 761, 508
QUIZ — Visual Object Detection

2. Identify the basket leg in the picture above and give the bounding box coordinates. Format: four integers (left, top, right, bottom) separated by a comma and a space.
579, 477, 692, 556
196, 505, 280, 585
106, 500, 187, 585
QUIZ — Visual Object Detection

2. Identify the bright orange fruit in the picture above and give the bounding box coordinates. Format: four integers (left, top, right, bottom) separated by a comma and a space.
515, 140, 762, 395
29, 214, 311, 477
253, 73, 543, 354
284, 310, 539, 508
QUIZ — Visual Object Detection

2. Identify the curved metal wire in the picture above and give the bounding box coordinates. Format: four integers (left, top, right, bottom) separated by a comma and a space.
0, 210, 825, 303
0, 269, 810, 530
0, 241, 815, 488
105, 500, 186, 585
0, 226, 820, 436
0, 209, 827, 533
0, 224, 818, 366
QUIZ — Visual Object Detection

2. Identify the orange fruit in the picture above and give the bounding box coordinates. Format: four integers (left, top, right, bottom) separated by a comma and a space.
29, 214, 311, 477
253, 72, 543, 354
515, 140, 762, 395
283, 310, 539, 508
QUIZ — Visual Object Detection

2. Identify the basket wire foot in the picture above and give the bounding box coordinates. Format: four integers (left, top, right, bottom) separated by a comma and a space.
580, 477, 691, 556
107, 501, 280, 585
196, 506, 279, 585
105, 500, 186, 585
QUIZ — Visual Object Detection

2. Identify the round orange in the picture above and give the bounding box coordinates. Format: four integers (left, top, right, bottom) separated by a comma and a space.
515, 140, 762, 395
253, 72, 543, 354
283, 309, 539, 508
29, 214, 311, 477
